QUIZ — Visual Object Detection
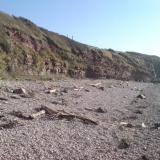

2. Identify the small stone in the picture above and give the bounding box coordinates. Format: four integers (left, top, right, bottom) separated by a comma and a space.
120, 122, 133, 128
118, 138, 130, 149
95, 107, 106, 113
153, 123, 160, 129
134, 87, 137, 90
137, 94, 146, 99
143, 147, 147, 151
134, 110, 143, 114
133, 100, 138, 103
61, 88, 68, 93
52, 99, 67, 105
85, 89, 90, 92
142, 122, 147, 128
13, 88, 27, 95
141, 155, 149, 160
135, 88, 143, 91
98, 86, 104, 91
109, 85, 115, 88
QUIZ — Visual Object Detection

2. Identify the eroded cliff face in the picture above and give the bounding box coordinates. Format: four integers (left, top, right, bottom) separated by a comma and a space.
0, 11, 160, 81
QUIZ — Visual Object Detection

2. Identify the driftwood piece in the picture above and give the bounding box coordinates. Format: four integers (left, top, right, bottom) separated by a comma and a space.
0, 120, 23, 130
120, 122, 133, 128
72, 114, 98, 125
0, 97, 8, 101
20, 91, 35, 98
10, 95, 21, 99
85, 107, 107, 113
41, 105, 98, 125
45, 89, 57, 94
29, 110, 46, 119
10, 111, 28, 120
85, 108, 94, 111
89, 83, 102, 87
74, 87, 84, 92
89, 83, 104, 91
40, 105, 67, 114
0, 122, 17, 130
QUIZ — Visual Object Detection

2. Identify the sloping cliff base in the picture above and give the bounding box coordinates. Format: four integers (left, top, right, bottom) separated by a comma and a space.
0, 79, 159, 159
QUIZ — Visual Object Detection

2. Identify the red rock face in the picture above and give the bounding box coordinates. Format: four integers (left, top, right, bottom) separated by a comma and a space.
83, 50, 133, 80
3, 28, 156, 81
7, 28, 43, 52
4, 29, 154, 80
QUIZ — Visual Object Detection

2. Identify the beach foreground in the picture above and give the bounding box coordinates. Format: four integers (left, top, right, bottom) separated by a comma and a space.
0, 79, 159, 160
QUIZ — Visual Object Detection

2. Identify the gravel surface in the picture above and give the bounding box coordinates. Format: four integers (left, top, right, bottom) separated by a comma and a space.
0, 79, 159, 160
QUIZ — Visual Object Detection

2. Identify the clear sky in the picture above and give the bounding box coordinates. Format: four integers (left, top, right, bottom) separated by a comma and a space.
0, 0, 160, 56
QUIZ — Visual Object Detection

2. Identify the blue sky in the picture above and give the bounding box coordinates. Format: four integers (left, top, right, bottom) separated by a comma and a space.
0, 0, 160, 56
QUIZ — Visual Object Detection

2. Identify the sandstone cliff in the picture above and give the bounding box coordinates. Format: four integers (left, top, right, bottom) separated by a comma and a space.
0, 11, 160, 81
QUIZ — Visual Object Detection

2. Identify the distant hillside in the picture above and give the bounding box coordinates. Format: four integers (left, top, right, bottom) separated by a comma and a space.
0, 11, 160, 81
